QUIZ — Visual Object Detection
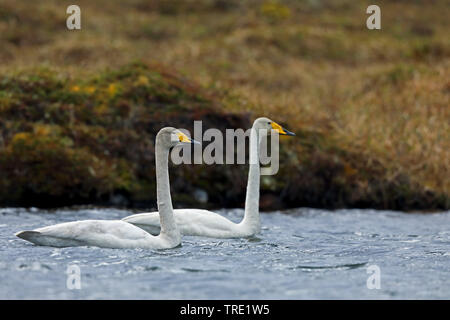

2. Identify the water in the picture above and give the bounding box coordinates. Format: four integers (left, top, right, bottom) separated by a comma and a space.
0, 207, 449, 299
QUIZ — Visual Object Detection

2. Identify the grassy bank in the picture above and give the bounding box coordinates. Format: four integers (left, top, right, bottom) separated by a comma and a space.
0, 63, 251, 208
0, 0, 448, 210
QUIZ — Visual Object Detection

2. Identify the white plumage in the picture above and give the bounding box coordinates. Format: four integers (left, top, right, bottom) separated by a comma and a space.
122, 117, 295, 238
15, 127, 196, 249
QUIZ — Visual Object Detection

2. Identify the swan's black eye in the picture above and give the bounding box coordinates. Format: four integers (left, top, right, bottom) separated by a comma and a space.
267, 121, 271, 124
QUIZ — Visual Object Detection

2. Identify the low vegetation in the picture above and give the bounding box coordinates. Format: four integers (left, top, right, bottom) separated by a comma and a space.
0, 0, 448, 211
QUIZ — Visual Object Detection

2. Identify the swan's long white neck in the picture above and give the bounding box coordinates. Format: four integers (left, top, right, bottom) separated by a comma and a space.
240, 125, 261, 233
155, 137, 178, 239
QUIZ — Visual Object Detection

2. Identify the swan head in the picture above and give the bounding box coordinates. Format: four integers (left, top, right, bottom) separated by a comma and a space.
157, 127, 199, 148
253, 117, 295, 136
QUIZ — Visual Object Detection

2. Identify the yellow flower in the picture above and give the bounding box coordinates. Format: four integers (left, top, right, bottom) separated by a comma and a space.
107, 83, 118, 97
34, 125, 50, 136
12, 132, 30, 143
85, 86, 96, 94
70, 85, 80, 92
260, 1, 291, 21
135, 75, 149, 87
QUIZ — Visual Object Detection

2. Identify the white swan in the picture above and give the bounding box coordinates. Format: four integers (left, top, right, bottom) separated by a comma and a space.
15, 127, 197, 249
122, 117, 295, 238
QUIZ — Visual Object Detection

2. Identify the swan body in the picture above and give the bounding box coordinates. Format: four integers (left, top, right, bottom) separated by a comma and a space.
123, 117, 295, 238
123, 209, 257, 238
15, 127, 196, 249
16, 220, 177, 249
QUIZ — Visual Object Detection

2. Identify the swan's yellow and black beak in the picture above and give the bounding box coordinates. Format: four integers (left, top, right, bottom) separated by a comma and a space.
271, 122, 296, 136
177, 132, 200, 144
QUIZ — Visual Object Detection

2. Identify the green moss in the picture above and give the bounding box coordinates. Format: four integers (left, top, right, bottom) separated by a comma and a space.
0, 62, 447, 210
0, 62, 251, 208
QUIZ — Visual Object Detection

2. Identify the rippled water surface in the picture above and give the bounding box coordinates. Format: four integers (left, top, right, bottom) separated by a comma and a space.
0, 207, 449, 299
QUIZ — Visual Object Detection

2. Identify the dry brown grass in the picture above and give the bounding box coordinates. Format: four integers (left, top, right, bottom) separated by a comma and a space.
0, 0, 448, 206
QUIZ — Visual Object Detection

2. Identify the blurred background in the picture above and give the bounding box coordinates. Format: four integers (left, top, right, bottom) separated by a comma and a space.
0, 0, 448, 211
